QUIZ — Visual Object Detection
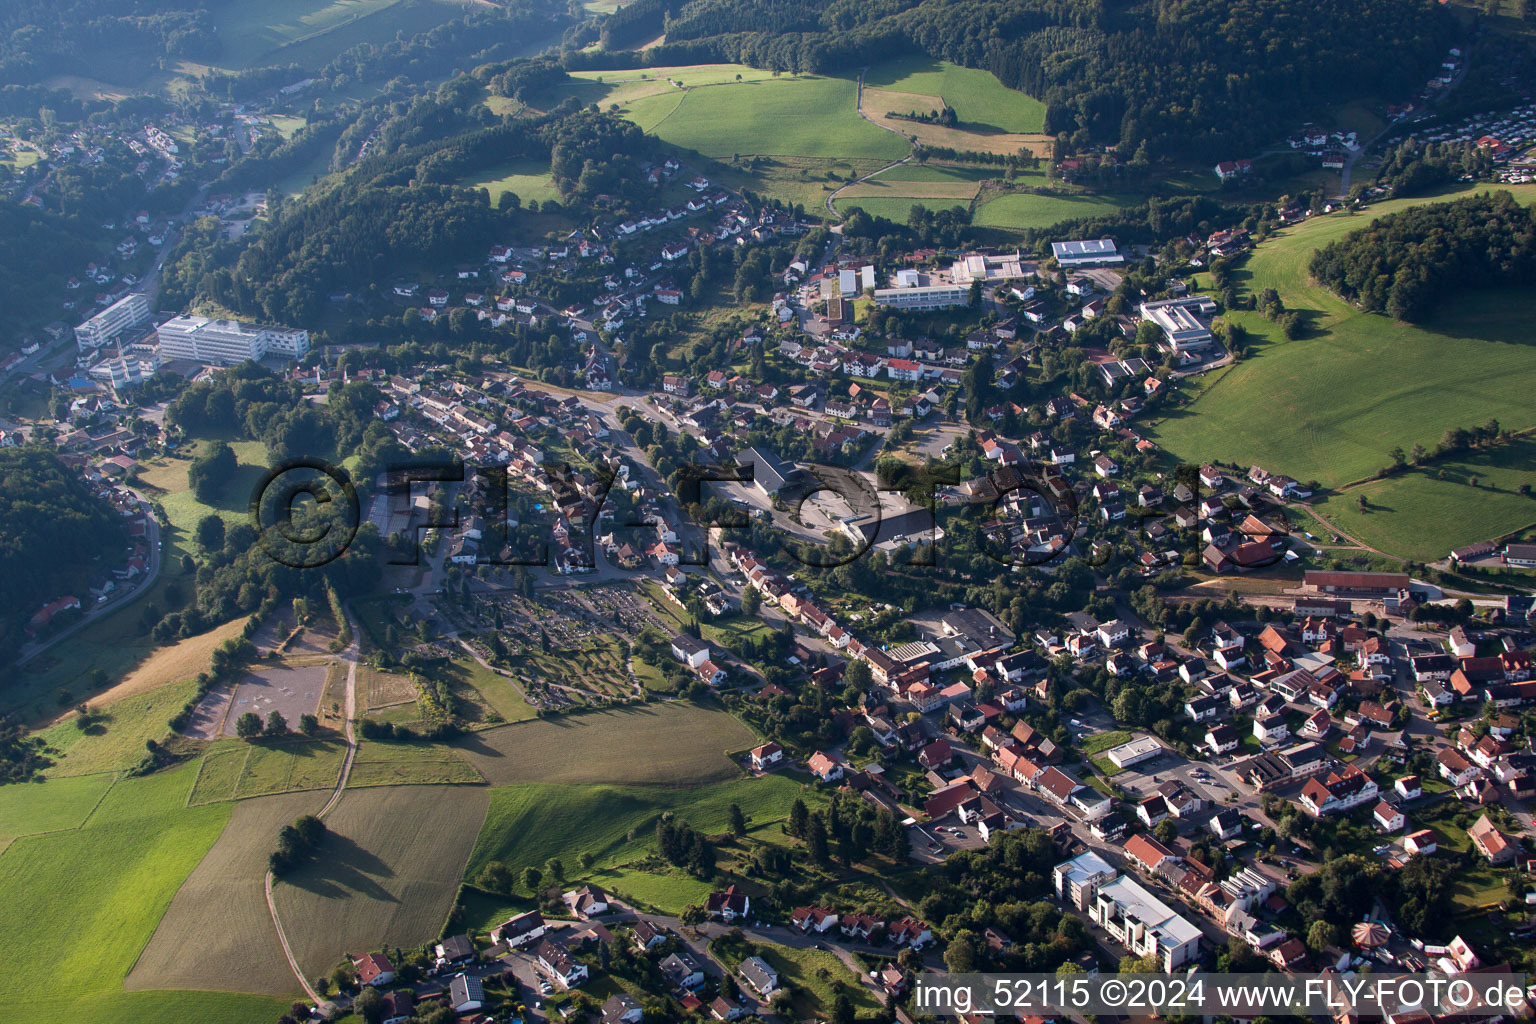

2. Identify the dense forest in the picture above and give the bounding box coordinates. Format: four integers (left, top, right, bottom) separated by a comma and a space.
570, 0, 1446, 160
1309, 191, 1536, 322
0, 448, 128, 659
0, 0, 221, 85
0, 199, 102, 343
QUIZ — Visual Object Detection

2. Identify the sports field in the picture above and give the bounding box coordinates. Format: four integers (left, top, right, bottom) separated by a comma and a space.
622, 76, 910, 162
127, 790, 326, 996
272, 784, 491, 980
454, 703, 758, 785
0, 764, 286, 1024
973, 190, 1141, 231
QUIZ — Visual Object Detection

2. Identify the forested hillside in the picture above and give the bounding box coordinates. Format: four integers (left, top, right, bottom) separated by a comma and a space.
1309, 191, 1536, 322
176, 95, 651, 324
572, 0, 1447, 160
0, 0, 222, 84
0, 448, 128, 658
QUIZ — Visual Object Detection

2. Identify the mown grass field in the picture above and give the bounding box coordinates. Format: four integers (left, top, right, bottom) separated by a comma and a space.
973, 190, 1140, 232
1152, 184, 1536, 557
0, 763, 287, 1024
137, 439, 270, 535
272, 784, 491, 981
0, 772, 116, 848
127, 790, 325, 996
561, 63, 781, 110
623, 76, 910, 162
455, 703, 757, 785
836, 196, 972, 222
346, 739, 485, 788
187, 738, 348, 805
861, 57, 1047, 134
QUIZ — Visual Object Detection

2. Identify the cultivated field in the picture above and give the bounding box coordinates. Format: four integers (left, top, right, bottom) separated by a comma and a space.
454, 703, 757, 786
972, 190, 1141, 231
622, 76, 910, 162
272, 784, 491, 981
127, 790, 325, 996
1152, 184, 1536, 559
0, 763, 286, 1024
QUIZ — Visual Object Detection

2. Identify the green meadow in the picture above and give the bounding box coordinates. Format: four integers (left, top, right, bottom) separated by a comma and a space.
1151, 184, 1536, 560
973, 190, 1141, 231
622, 76, 910, 162
0, 764, 286, 1024
861, 56, 1047, 134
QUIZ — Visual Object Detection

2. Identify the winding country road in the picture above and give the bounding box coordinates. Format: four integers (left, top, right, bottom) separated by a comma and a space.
263, 604, 361, 1009
825, 68, 914, 219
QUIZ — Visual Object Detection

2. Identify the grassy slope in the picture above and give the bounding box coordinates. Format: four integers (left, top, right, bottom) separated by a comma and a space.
466, 774, 807, 877
463, 158, 562, 207
861, 56, 1046, 134
1151, 184, 1536, 556
0, 763, 286, 1024
38, 677, 200, 777
625, 76, 909, 162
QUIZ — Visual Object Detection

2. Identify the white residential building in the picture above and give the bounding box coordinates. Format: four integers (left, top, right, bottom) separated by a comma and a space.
1089, 875, 1201, 971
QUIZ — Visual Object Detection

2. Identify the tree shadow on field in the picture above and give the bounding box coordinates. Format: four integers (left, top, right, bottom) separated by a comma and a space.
289, 833, 398, 902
